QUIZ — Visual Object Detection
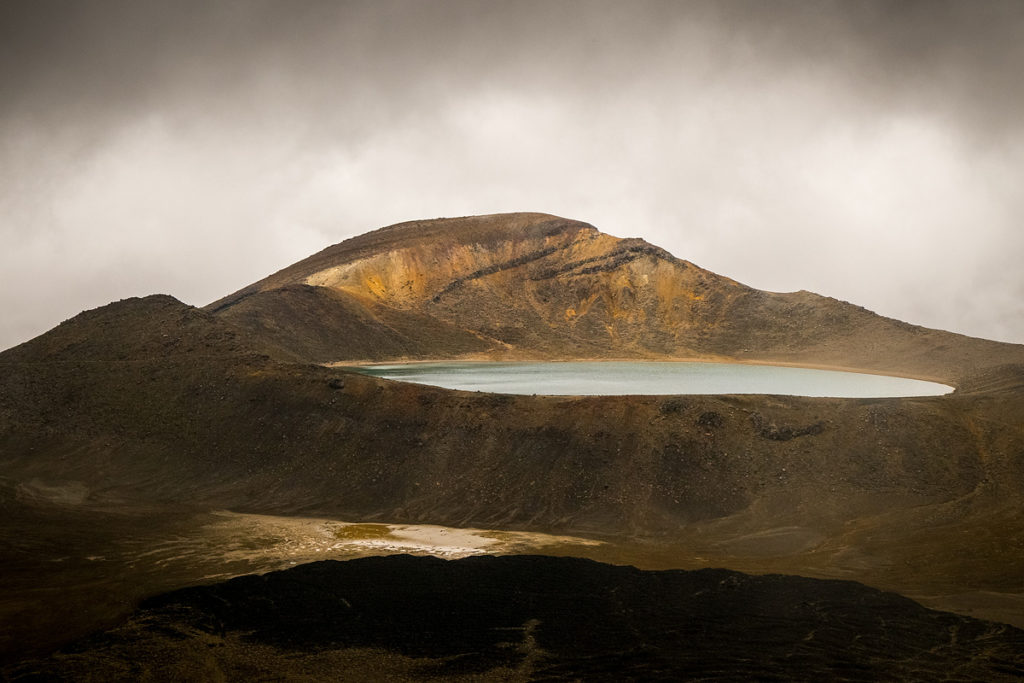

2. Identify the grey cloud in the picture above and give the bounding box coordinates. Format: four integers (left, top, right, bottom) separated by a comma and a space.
6, 2, 1023, 146
2, 1, 1023, 349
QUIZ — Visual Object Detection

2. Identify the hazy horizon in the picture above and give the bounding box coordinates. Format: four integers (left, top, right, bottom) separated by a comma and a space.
3, 1, 1023, 350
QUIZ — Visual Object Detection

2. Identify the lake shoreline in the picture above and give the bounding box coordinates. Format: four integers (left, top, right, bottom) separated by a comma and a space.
326, 356, 955, 389
334, 359, 953, 398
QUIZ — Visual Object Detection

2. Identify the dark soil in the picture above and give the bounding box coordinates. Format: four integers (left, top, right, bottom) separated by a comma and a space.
10, 555, 1024, 681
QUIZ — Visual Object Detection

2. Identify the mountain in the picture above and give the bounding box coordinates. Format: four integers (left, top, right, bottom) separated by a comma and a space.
207, 212, 1021, 383
2, 212, 1024, 672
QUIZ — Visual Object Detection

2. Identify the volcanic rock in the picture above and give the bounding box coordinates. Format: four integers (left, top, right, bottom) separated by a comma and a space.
10, 555, 1024, 681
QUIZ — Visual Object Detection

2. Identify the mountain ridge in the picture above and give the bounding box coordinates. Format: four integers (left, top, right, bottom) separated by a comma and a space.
206, 213, 599, 310
200, 212, 1023, 385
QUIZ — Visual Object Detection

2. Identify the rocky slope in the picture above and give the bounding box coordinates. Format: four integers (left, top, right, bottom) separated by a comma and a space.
209, 213, 1024, 384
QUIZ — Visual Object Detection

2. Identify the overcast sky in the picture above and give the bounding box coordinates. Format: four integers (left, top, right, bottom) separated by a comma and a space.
2, 0, 1023, 350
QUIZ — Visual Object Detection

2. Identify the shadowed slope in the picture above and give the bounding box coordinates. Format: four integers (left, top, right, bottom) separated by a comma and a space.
11, 555, 1024, 681
1, 294, 263, 363
0, 295, 1010, 530
2, 296, 1023, 622
212, 284, 494, 362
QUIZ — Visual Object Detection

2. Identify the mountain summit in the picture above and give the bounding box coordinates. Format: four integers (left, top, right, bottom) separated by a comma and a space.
206, 212, 1015, 384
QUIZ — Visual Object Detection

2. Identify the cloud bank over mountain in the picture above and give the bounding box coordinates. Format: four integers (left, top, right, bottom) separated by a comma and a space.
3, 0, 1023, 349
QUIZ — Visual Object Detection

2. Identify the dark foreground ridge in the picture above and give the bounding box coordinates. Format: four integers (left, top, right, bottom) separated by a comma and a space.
10, 555, 1024, 681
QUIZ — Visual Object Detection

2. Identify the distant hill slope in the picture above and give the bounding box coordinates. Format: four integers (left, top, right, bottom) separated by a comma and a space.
0, 294, 271, 363
206, 212, 1024, 384
2, 295, 1023, 603
11, 555, 1024, 681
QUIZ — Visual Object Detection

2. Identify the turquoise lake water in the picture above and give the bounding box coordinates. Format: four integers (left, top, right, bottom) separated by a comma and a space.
350, 361, 952, 398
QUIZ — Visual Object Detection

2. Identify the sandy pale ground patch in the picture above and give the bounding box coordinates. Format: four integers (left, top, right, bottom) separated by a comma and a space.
199, 511, 604, 578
